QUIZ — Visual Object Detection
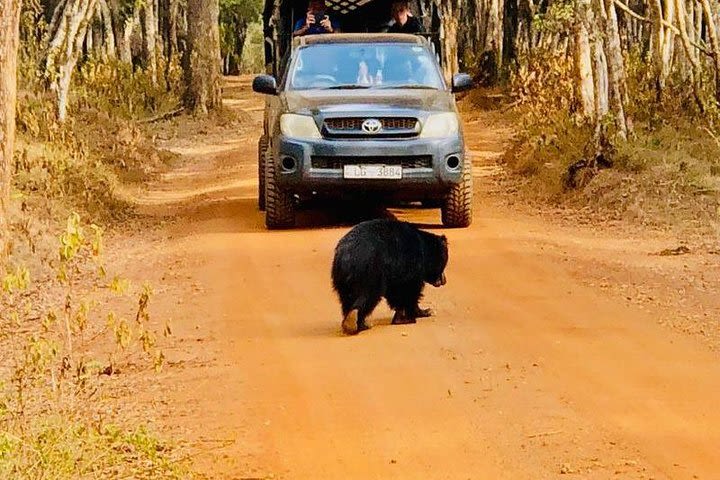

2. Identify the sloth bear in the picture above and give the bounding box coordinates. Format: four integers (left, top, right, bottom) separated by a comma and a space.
331, 219, 449, 335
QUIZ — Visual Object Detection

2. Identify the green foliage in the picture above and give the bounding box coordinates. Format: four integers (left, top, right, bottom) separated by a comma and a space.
1, 214, 187, 479
18, 0, 48, 90
220, 0, 263, 74
505, 41, 720, 229
13, 133, 124, 220
532, 0, 574, 34
74, 58, 184, 120
504, 113, 594, 199
510, 49, 577, 130
0, 419, 191, 479
240, 21, 265, 74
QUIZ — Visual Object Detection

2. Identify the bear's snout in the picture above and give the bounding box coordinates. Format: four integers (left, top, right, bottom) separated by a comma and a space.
432, 273, 447, 288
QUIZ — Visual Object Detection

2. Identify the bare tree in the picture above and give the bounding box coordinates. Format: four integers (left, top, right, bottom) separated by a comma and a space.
97, 0, 117, 59
438, 0, 463, 82
0, 0, 21, 261
45, 0, 99, 122
574, 0, 596, 119
118, 3, 140, 64
599, 0, 628, 139
699, 0, 720, 104
674, 0, 705, 110
143, 0, 158, 84
184, 0, 222, 114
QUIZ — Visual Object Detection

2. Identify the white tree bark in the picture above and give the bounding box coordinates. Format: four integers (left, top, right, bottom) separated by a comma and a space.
98, 0, 116, 59
45, 0, 99, 122
700, 0, 720, 104
674, 0, 704, 110
592, 30, 609, 119
660, 0, 675, 80
574, 0, 595, 118
120, 7, 141, 64
143, 0, 158, 84
649, 0, 666, 99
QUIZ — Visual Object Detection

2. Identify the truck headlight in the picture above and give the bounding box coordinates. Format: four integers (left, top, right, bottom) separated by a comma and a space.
280, 114, 322, 139
420, 113, 460, 138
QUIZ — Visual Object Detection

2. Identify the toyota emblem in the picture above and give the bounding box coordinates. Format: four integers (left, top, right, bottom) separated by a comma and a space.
361, 118, 383, 134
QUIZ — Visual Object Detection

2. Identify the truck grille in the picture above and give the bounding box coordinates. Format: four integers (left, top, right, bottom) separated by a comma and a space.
311, 156, 432, 170
323, 117, 419, 138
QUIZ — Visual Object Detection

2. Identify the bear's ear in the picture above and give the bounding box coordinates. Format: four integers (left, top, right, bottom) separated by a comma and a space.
440, 235, 448, 244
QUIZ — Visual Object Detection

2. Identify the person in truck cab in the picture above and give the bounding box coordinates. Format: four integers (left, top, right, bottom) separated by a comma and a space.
388, 1, 422, 34
293, 0, 340, 36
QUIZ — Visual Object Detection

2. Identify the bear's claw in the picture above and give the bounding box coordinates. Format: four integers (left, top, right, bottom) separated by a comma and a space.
391, 310, 418, 325
414, 308, 433, 318
342, 310, 360, 335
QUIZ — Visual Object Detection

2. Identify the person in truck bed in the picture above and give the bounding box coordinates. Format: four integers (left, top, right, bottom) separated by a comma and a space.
388, 1, 422, 34
293, 0, 340, 36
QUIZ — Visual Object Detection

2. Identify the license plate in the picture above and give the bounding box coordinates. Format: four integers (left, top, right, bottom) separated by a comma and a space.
343, 165, 403, 180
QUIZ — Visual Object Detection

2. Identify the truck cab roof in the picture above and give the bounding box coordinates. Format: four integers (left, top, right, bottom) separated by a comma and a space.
263, 0, 443, 78
294, 33, 428, 48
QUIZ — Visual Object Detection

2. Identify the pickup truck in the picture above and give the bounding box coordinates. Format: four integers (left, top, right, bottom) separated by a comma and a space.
254, 1, 473, 229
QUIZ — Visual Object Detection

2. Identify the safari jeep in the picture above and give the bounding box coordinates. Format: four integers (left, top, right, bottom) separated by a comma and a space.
254, 0, 474, 229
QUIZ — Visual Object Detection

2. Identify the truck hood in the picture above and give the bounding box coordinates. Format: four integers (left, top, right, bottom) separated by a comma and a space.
283, 89, 456, 115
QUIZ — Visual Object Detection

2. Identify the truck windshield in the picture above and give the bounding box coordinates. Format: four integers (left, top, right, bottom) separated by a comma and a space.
288, 43, 444, 91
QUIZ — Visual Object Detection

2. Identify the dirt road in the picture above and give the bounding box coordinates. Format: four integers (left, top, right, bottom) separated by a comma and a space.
117, 77, 720, 479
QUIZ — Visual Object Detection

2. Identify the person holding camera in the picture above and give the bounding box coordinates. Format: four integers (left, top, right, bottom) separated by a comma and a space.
388, 1, 422, 34
293, 0, 339, 36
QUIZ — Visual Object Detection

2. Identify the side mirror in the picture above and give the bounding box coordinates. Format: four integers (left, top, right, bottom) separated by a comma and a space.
451, 73, 473, 94
253, 75, 278, 95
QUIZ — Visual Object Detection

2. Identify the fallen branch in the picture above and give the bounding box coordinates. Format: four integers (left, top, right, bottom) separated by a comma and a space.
654, 246, 691, 256
527, 430, 563, 438
139, 107, 186, 124
702, 126, 720, 148
502, 99, 522, 112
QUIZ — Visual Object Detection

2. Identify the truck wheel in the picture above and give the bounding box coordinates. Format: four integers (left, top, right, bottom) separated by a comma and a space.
257, 136, 268, 211
441, 157, 473, 228
264, 150, 296, 229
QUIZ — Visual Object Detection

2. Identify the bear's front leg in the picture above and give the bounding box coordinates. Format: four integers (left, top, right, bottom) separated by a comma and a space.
391, 309, 418, 325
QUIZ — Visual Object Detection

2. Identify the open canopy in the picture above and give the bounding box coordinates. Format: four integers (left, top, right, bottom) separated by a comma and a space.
262, 0, 441, 76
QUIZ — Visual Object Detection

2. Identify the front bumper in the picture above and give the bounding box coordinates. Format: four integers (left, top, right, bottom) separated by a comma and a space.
274, 135, 465, 196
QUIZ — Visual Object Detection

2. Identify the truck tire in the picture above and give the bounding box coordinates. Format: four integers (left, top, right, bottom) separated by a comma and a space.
257, 136, 268, 211
441, 157, 473, 228
264, 150, 296, 229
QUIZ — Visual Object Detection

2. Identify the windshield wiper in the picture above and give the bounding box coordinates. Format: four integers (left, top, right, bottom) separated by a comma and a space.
372, 84, 438, 90
320, 84, 372, 90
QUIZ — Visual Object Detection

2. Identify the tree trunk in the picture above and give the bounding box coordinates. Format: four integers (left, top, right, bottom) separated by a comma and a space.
143, 0, 158, 84
599, 0, 628, 139
649, 0, 666, 101
660, 0, 675, 79
97, 0, 116, 59
502, 0, 519, 67
119, 6, 140, 64
700, 0, 720, 105
0, 0, 21, 261
674, 0, 705, 111
438, 1, 461, 82
162, 0, 179, 90
592, 25, 609, 120
574, 0, 595, 119
184, 0, 222, 114
46, 0, 99, 122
